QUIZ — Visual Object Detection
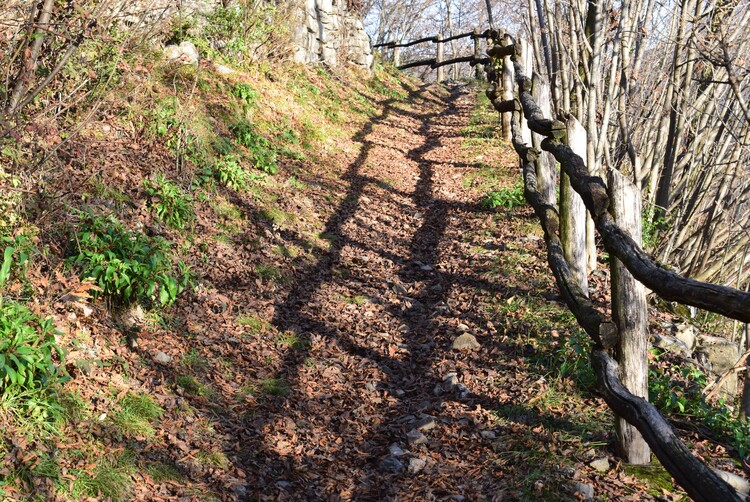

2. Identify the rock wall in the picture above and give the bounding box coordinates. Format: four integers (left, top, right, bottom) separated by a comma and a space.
292, 0, 373, 72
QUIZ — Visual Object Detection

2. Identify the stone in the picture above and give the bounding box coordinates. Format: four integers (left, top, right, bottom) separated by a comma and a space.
406, 429, 428, 446
480, 430, 496, 439
414, 416, 436, 432
379, 456, 404, 473
449, 496, 466, 502
452, 333, 480, 351
457, 323, 470, 332
573, 482, 594, 501
389, 444, 407, 457
651, 332, 690, 356
455, 383, 471, 398
276, 480, 292, 490
443, 372, 459, 391
153, 351, 172, 364
365, 381, 377, 392
674, 322, 698, 351
408, 457, 427, 474
696, 339, 740, 397
713, 469, 750, 496
589, 457, 610, 473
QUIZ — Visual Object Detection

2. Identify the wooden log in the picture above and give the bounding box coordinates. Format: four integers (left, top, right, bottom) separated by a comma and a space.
492, 99, 517, 113
511, 111, 617, 349
373, 35, 438, 48
501, 35, 514, 142
474, 28, 485, 80
561, 115, 589, 296
609, 168, 650, 465
393, 46, 401, 68
592, 350, 741, 502
437, 34, 445, 82
531, 72, 556, 207
398, 58, 436, 70
518, 39, 533, 147
488, 44, 516, 58
541, 137, 750, 324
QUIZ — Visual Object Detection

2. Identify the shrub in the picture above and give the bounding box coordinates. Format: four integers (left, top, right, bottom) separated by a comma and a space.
69, 213, 189, 307
481, 183, 525, 209
0, 301, 64, 391
230, 121, 278, 174
143, 175, 194, 230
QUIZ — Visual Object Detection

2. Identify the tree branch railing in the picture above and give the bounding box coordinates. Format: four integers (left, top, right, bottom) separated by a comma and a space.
483, 33, 746, 501
374, 29, 493, 78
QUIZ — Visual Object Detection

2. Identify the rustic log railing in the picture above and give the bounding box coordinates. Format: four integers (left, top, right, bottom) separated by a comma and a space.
373, 29, 492, 78
385, 28, 750, 501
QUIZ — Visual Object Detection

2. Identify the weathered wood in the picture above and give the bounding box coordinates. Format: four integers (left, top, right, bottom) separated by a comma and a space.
511, 112, 617, 349
474, 28, 485, 80
561, 116, 588, 296
541, 137, 750, 324
393, 46, 401, 68
501, 34, 514, 142
373, 35, 438, 48
488, 44, 516, 58
592, 351, 741, 502
609, 168, 650, 465
398, 58, 436, 70
532, 73, 556, 206
399, 55, 489, 71
437, 34, 445, 82
492, 99, 517, 113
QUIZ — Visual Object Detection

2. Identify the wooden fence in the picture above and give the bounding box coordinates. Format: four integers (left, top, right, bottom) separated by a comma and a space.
374, 29, 492, 79
383, 29, 750, 502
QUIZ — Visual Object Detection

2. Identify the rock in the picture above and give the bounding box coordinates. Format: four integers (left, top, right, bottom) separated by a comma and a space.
443, 372, 459, 391
455, 383, 471, 398
153, 351, 172, 364
276, 480, 292, 490
589, 457, 610, 473
164, 41, 199, 64
712, 469, 750, 496
379, 456, 404, 473
389, 444, 407, 457
573, 482, 594, 501
449, 495, 466, 502
696, 339, 740, 397
452, 333, 480, 351
365, 381, 377, 392
406, 429, 428, 446
414, 416, 436, 432
480, 430, 496, 439
408, 457, 426, 474
674, 322, 698, 351
393, 283, 408, 296
651, 332, 690, 356
457, 323, 470, 332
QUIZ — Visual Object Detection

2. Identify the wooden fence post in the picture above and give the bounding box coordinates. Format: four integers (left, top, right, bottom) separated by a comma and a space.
532, 72, 556, 206
473, 28, 485, 80
518, 38, 533, 146
501, 34, 514, 142
561, 115, 588, 295
393, 46, 401, 68
609, 168, 651, 464
437, 33, 445, 82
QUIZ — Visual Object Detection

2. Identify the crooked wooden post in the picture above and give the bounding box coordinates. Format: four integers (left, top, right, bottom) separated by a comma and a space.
393, 45, 401, 68
532, 72, 556, 206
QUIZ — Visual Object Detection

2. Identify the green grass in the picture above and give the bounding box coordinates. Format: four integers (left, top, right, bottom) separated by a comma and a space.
236, 314, 270, 333
275, 331, 308, 350
260, 377, 289, 396
146, 461, 183, 483
70, 450, 136, 500
176, 375, 214, 397
110, 392, 163, 439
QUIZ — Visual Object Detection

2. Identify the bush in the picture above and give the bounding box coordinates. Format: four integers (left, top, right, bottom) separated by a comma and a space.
69, 213, 189, 307
230, 121, 278, 175
0, 301, 64, 391
481, 183, 525, 209
143, 175, 194, 230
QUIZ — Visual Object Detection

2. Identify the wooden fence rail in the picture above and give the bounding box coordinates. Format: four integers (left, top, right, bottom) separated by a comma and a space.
384, 28, 750, 501
373, 29, 492, 78
488, 33, 744, 501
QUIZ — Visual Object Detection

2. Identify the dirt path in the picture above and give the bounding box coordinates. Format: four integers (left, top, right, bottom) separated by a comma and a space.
127, 82, 655, 501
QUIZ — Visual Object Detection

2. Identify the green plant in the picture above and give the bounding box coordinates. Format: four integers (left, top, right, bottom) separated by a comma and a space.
230, 121, 278, 175
260, 377, 289, 396
70, 450, 136, 500
481, 183, 525, 209
555, 329, 596, 388
69, 213, 189, 307
0, 233, 33, 290
143, 175, 194, 229
110, 392, 163, 439
150, 98, 178, 137
0, 301, 64, 391
213, 156, 249, 191
237, 314, 269, 333
231, 83, 257, 104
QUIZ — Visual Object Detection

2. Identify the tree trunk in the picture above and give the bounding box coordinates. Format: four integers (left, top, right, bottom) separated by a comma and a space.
436, 33, 445, 82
